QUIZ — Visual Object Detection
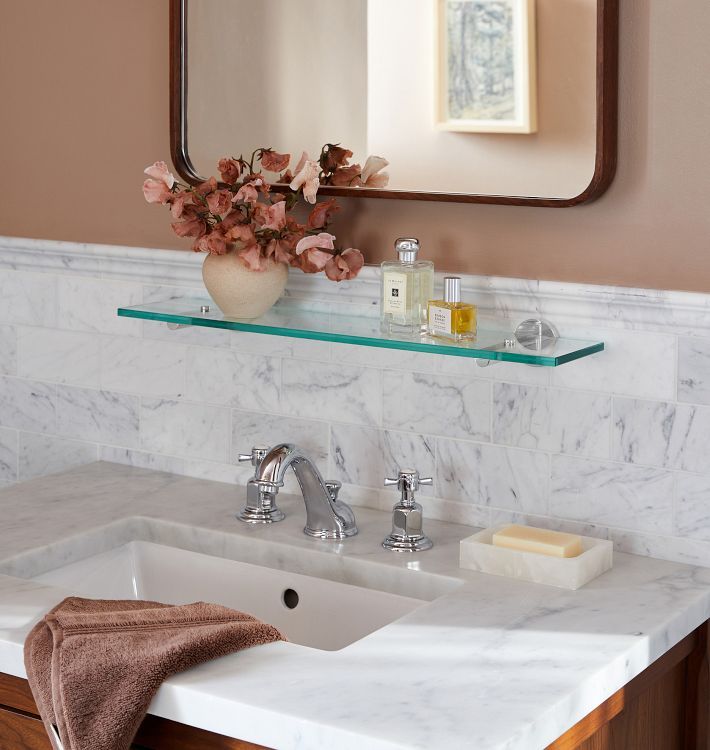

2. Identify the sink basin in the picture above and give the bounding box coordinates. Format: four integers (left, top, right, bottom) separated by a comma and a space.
32, 541, 427, 651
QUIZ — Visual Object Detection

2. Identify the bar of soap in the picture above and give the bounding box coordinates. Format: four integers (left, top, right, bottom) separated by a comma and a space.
492, 524, 582, 558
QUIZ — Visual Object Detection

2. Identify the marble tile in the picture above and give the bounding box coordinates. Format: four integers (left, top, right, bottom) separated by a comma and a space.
185, 347, 280, 412
140, 398, 230, 462
493, 384, 611, 458
438, 354, 552, 386
383, 371, 490, 440
99, 445, 185, 475
612, 397, 710, 474
0, 270, 57, 326
332, 343, 438, 374
551, 328, 676, 401
231, 330, 330, 361
56, 385, 139, 448
608, 528, 710, 568
18, 433, 98, 481
18, 328, 101, 387
436, 438, 549, 514
101, 337, 186, 398
281, 360, 382, 426
678, 337, 710, 406
58, 276, 143, 336
231, 410, 329, 465
674, 473, 710, 541
0, 428, 18, 482
550, 455, 674, 534
0, 376, 56, 433
330, 423, 435, 493
183, 459, 251, 486
0, 325, 16, 376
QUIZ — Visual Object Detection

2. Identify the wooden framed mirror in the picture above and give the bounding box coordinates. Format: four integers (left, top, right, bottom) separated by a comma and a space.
170, 0, 618, 207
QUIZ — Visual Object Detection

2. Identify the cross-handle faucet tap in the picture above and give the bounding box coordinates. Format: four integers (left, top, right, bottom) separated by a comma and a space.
240, 443, 358, 540
382, 469, 433, 552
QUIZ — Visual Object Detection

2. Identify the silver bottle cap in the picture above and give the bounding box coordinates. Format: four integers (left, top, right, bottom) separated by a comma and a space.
443, 276, 462, 304
394, 237, 420, 263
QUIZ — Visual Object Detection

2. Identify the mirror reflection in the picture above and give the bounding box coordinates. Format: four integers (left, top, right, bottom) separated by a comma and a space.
186, 0, 598, 199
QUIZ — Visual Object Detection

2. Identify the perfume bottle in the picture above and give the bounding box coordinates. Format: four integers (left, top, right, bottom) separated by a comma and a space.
380, 238, 434, 336
427, 277, 476, 341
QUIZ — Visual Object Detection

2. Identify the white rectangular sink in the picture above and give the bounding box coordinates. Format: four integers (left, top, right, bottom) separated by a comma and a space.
32, 541, 426, 651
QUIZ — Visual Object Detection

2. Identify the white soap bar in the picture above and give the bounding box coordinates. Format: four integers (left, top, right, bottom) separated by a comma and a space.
492, 524, 582, 558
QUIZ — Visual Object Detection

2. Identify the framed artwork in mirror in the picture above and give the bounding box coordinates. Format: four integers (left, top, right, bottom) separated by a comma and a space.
437, 0, 537, 134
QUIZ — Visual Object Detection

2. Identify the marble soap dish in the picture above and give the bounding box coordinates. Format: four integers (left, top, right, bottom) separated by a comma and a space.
459, 526, 613, 590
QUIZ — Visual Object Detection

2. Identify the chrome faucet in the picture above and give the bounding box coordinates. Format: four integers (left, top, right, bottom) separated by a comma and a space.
238, 443, 358, 540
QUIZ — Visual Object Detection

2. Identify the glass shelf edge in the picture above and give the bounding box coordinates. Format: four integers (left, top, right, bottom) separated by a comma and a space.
117, 307, 604, 367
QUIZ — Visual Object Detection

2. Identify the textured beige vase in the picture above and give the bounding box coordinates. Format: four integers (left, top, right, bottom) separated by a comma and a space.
202, 251, 288, 319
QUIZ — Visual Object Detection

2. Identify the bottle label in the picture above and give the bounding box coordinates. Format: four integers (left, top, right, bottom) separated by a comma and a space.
429, 304, 452, 334
383, 272, 408, 314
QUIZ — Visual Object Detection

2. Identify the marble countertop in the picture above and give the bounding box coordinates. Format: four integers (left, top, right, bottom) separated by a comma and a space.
1, 463, 710, 750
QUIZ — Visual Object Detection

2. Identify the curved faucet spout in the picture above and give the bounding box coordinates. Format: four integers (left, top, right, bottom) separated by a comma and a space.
257, 443, 358, 540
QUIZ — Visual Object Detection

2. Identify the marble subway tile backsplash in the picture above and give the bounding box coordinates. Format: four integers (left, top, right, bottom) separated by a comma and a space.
1, 237, 710, 568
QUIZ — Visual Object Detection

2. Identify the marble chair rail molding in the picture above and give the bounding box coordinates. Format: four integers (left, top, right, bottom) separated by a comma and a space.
1, 236, 710, 569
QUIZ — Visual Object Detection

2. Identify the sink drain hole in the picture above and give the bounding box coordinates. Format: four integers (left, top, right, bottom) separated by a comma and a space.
282, 588, 299, 609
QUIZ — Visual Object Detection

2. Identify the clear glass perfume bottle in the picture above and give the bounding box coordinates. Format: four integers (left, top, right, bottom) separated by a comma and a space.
380, 238, 434, 336
427, 276, 476, 341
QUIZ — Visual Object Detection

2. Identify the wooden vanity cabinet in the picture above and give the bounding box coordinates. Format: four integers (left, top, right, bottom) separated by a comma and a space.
1, 622, 708, 750
0, 673, 269, 750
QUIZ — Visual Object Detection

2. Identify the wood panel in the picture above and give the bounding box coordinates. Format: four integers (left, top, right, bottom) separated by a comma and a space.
0, 707, 53, 750
684, 621, 710, 750
133, 714, 269, 750
0, 672, 271, 750
547, 627, 704, 750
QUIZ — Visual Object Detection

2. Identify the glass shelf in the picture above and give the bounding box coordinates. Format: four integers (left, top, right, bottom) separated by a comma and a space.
117, 298, 604, 366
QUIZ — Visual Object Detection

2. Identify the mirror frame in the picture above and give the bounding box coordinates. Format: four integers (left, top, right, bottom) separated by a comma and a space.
169, 0, 618, 207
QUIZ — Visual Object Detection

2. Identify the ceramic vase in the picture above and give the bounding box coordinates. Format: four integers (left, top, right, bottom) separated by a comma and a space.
202, 250, 288, 319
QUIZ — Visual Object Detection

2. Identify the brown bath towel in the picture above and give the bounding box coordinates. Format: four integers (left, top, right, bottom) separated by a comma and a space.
24, 597, 283, 750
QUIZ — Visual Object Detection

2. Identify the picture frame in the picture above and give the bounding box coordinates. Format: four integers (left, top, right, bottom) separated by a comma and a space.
436, 0, 538, 134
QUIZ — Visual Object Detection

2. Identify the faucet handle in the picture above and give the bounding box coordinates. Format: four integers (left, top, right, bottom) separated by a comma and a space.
384, 469, 432, 496
383, 468, 433, 553
238, 446, 269, 465
238, 446, 269, 477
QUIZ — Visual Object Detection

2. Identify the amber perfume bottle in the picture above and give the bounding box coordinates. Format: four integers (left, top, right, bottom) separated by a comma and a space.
427, 277, 476, 341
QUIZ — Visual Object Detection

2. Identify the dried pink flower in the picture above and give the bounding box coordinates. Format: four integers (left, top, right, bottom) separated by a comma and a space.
142, 178, 172, 204
226, 224, 257, 245
195, 177, 218, 196
361, 155, 390, 188
297, 248, 333, 273
143, 161, 175, 189
330, 164, 362, 187
218, 157, 241, 184
233, 180, 261, 205
307, 198, 339, 229
193, 230, 228, 255
206, 189, 233, 217
260, 149, 291, 173
171, 207, 207, 239
290, 156, 320, 204
325, 248, 365, 281
295, 232, 336, 255
266, 238, 296, 265
168, 190, 191, 219
238, 243, 267, 271
258, 201, 287, 232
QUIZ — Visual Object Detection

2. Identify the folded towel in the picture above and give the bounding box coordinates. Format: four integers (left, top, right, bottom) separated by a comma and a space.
24, 597, 283, 750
